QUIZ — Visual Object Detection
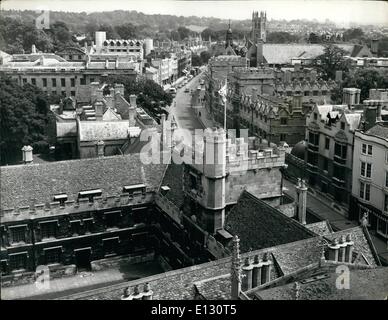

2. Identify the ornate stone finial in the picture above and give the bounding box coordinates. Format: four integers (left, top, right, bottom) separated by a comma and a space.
133, 285, 140, 295
297, 178, 302, 188
361, 212, 369, 227
340, 235, 346, 244
254, 255, 260, 264
320, 246, 326, 261
346, 234, 352, 242
144, 282, 151, 292
293, 282, 300, 300
244, 257, 250, 266
333, 238, 339, 245
263, 252, 269, 262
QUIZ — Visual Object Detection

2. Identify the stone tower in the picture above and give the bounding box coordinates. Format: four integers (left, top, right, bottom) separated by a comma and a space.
202, 128, 227, 233
251, 11, 267, 43
225, 20, 233, 49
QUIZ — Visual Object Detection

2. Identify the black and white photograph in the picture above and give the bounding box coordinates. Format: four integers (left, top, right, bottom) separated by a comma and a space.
0, 0, 387, 307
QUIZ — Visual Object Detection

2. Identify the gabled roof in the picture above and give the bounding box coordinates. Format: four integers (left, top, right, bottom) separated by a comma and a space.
224, 191, 316, 253
253, 266, 388, 300
57, 226, 379, 300
102, 107, 122, 121
365, 123, 388, 139
1, 154, 167, 210
78, 120, 129, 141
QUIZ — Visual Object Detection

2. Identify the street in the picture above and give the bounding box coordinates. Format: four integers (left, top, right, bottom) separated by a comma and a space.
168, 71, 207, 147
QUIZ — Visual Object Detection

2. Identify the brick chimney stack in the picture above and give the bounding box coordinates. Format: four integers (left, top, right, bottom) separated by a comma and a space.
22, 145, 33, 164
231, 235, 242, 300
128, 94, 137, 127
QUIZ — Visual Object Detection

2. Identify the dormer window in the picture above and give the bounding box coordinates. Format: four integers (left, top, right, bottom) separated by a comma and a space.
53, 194, 68, 206
123, 184, 146, 196
340, 122, 345, 130
78, 189, 102, 202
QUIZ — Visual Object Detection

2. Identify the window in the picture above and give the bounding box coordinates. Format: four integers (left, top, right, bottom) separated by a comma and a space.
325, 137, 330, 150
308, 132, 319, 146
83, 218, 94, 234
9, 252, 27, 271
280, 133, 287, 141
71, 91, 75, 96
10, 225, 27, 244
31, 78, 36, 85
1, 260, 7, 275
70, 220, 81, 236
78, 189, 102, 202
70, 78, 75, 87
307, 151, 318, 166
313, 113, 318, 120
44, 247, 62, 264
386, 172, 388, 188
78, 55, 82, 60
103, 237, 119, 256
333, 164, 345, 181
280, 118, 288, 125
80, 77, 86, 85
322, 90, 327, 96
123, 184, 146, 195
340, 122, 345, 130
313, 90, 318, 96
61, 91, 66, 97
323, 158, 329, 171
384, 194, 388, 212
90, 78, 95, 83
22, 78, 27, 84
52, 78, 56, 87
360, 162, 372, 178
361, 143, 372, 155
104, 211, 121, 229
304, 91, 309, 96
40, 221, 57, 239
42, 78, 47, 87
53, 194, 67, 206
334, 143, 347, 159
359, 182, 370, 201
61, 78, 66, 87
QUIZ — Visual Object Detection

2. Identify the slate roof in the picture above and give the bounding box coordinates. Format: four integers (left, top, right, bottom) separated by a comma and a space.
365, 123, 388, 139
262, 44, 357, 65
224, 191, 316, 253
0, 154, 167, 210
57, 226, 379, 300
305, 221, 333, 236
254, 267, 388, 300
159, 163, 185, 209
78, 121, 130, 141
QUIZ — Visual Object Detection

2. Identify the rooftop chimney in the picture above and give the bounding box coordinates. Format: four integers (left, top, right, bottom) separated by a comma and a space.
94, 101, 104, 121
231, 235, 242, 300
22, 145, 33, 164
128, 94, 137, 127
96, 140, 105, 157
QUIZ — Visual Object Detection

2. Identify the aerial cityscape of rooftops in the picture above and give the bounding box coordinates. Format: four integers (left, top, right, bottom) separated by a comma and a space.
1, 0, 388, 303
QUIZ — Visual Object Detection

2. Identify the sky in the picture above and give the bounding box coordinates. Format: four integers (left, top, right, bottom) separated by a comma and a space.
1, 0, 388, 26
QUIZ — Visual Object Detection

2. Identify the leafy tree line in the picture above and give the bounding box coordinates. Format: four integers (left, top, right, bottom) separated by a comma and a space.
103, 75, 173, 122
0, 75, 55, 165
313, 45, 388, 103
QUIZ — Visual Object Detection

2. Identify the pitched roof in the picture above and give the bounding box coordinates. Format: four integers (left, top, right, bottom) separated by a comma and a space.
57, 226, 378, 300
224, 191, 316, 253
1, 154, 167, 210
365, 123, 388, 139
305, 221, 333, 236
159, 163, 185, 208
262, 44, 356, 65
78, 120, 129, 141
254, 266, 388, 300
344, 113, 362, 131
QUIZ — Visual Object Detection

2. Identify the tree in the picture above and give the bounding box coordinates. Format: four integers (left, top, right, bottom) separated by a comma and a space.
308, 32, 321, 44
177, 26, 191, 40
200, 51, 212, 64
0, 75, 51, 164
343, 28, 364, 41
267, 31, 299, 43
115, 23, 138, 39
191, 54, 201, 67
104, 75, 173, 121
313, 44, 350, 81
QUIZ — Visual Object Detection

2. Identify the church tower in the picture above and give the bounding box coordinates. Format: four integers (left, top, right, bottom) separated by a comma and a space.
225, 20, 233, 49
251, 11, 267, 43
